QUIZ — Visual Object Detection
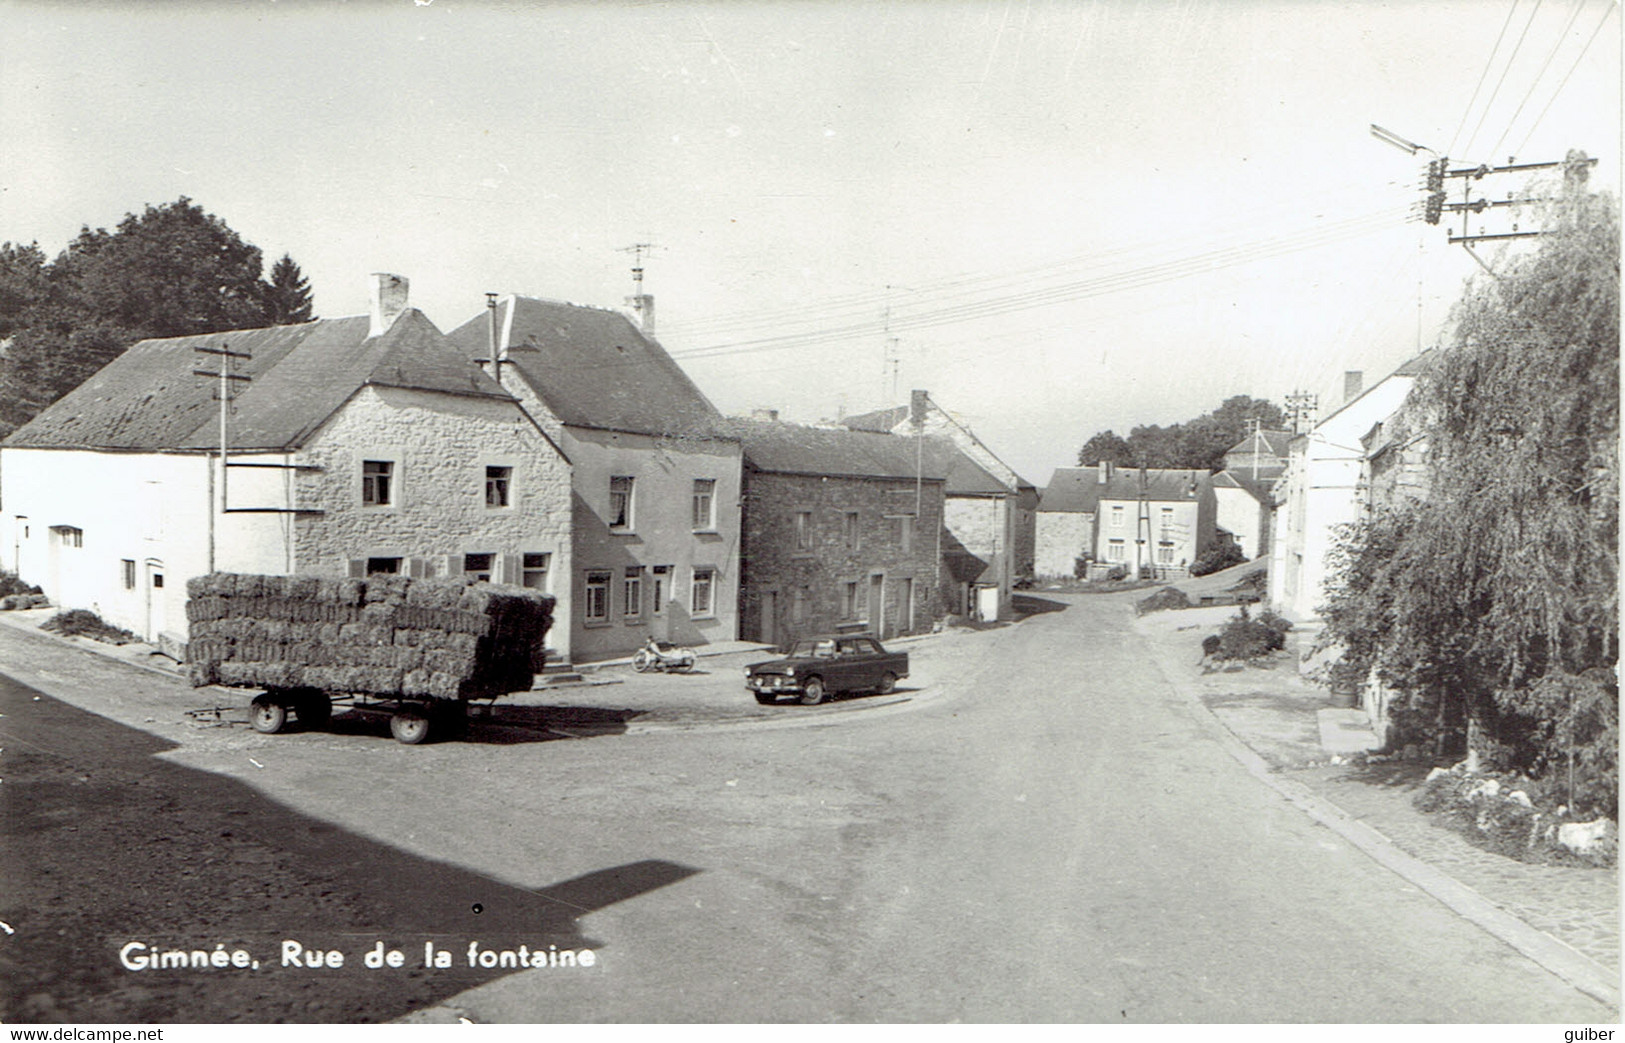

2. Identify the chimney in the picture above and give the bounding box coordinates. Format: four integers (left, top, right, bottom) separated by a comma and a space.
909, 389, 929, 429
1344, 370, 1364, 403
1098, 461, 1112, 483
626, 293, 656, 336
369, 273, 409, 337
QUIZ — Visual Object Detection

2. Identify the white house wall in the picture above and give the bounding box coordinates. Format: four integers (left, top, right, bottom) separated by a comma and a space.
1214, 486, 1263, 558
1, 448, 209, 643
1272, 375, 1417, 621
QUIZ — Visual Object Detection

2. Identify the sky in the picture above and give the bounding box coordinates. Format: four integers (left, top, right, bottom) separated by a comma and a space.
2, 0, 1618, 484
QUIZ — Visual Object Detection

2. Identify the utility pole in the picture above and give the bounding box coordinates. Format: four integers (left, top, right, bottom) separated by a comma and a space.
193, 343, 251, 572
1284, 390, 1318, 435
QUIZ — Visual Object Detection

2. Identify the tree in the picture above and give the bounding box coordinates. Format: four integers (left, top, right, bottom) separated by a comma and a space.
1075, 394, 1286, 471
1319, 169, 1618, 813
0, 198, 313, 436
262, 253, 316, 324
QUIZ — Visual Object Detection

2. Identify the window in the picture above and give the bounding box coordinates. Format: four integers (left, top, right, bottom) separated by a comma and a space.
367, 557, 402, 574
585, 571, 611, 622
121, 559, 136, 590
651, 565, 669, 616
362, 460, 393, 506
1107, 538, 1127, 562
522, 552, 551, 589
623, 567, 644, 618
486, 466, 512, 508
1160, 507, 1174, 532
691, 479, 716, 531
464, 553, 494, 581
841, 581, 859, 619
1157, 542, 1175, 565
897, 515, 914, 554
1110, 505, 1124, 529
794, 511, 813, 551
609, 476, 634, 530
52, 525, 83, 548
843, 512, 860, 550
792, 587, 808, 622
152, 573, 164, 589
690, 567, 715, 617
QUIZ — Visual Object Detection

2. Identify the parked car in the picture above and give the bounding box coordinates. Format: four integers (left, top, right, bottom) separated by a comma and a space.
745, 634, 909, 706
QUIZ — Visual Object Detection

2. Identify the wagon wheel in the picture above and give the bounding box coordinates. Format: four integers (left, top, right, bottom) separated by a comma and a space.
250, 694, 288, 734
390, 705, 432, 745
294, 690, 332, 731
798, 677, 826, 706
876, 672, 897, 695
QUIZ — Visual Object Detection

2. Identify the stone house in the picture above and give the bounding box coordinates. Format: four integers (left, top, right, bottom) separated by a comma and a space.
1089, 464, 1216, 578
1, 275, 573, 659
842, 390, 1037, 621
1033, 467, 1101, 579
728, 418, 953, 647
446, 295, 742, 663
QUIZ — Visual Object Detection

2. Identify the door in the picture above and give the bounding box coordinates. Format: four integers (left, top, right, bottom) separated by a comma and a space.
760, 590, 777, 646
145, 561, 167, 643
868, 574, 884, 636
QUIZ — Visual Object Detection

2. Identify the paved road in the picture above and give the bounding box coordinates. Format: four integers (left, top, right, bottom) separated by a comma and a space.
0, 594, 1614, 1022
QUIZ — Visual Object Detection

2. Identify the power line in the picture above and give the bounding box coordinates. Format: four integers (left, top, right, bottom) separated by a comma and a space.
1462, 0, 1547, 159
1449, 0, 1524, 156
1513, 1, 1618, 156
668, 205, 1414, 363
1488, 0, 1590, 159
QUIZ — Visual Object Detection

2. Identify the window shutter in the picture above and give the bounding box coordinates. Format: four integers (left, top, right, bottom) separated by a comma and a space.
347, 559, 366, 578
407, 557, 429, 578
501, 554, 522, 585
437, 554, 455, 578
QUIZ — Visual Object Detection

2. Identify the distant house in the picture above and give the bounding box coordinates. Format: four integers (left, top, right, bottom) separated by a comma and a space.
1269, 355, 1434, 622
843, 391, 1037, 621
446, 295, 742, 663
1221, 428, 1292, 483
1033, 467, 1102, 578
1089, 464, 1215, 578
727, 418, 952, 647
1211, 471, 1274, 559
1, 275, 573, 659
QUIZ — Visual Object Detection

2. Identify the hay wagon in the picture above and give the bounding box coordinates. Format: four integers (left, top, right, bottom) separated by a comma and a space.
186, 573, 554, 745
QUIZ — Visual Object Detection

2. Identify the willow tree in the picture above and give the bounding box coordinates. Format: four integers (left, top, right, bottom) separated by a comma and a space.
1321, 157, 1618, 812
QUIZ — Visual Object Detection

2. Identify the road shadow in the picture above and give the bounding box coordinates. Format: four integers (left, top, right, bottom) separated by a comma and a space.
1012, 593, 1069, 619
303, 703, 646, 745
0, 673, 698, 1023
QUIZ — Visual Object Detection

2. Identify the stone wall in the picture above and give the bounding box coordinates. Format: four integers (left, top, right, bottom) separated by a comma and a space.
1035, 511, 1092, 578
740, 469, 946, 646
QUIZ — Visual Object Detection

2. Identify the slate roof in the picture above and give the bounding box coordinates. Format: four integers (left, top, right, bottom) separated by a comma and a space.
944, 452, 1010, 496
1211, 470, 1274, 502
725, 419, 956, 481
446, 296, 723, 439
1037, 467, 1103, 513
5, 310, 511, 452
840, 404, 910, 433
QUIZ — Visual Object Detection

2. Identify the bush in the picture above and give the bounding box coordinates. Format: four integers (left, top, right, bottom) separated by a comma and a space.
1136, 586, 1191, 615
41, 609, 137, 645
1213, 606, 1292, 661
1190, 543, 1247, 576
0, 570, 42, 598
1105, 565, 1128, 582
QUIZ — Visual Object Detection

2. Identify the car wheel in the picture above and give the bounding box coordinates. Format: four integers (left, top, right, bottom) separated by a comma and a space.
250, 694, 287, 734
390, 706, 432, 745
798, 677, 826, 706
876, 672, 897, 694
754, 691, 777, 705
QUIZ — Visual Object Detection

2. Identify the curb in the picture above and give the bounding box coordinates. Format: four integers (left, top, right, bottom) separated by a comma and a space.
1140, 625, 1621, 1010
